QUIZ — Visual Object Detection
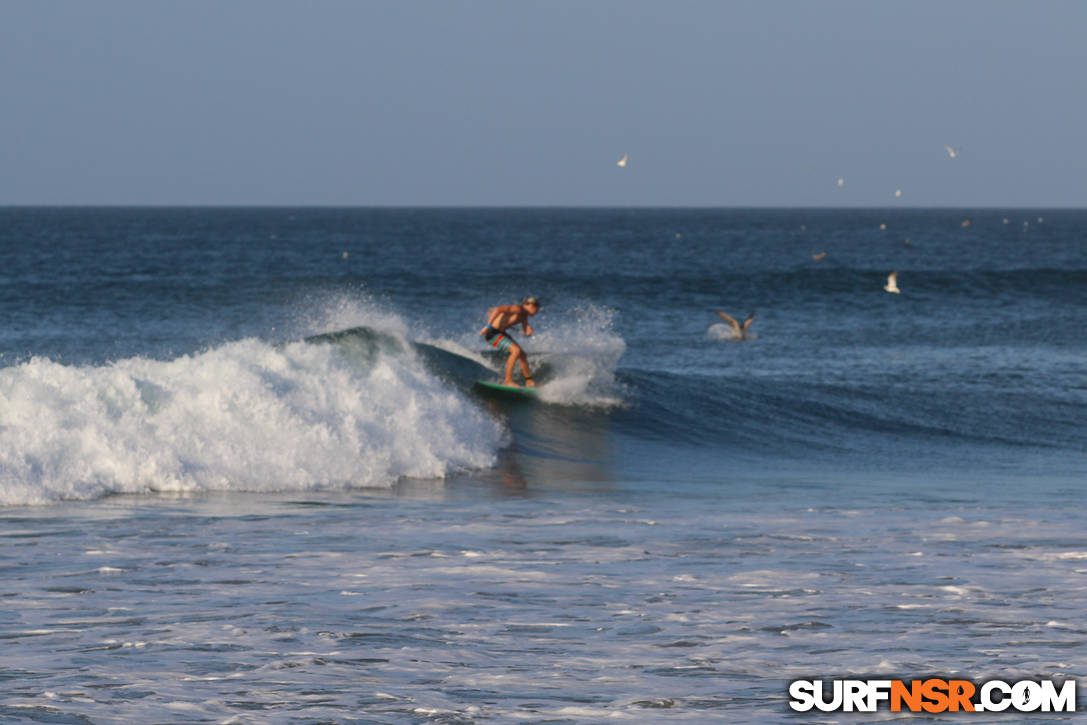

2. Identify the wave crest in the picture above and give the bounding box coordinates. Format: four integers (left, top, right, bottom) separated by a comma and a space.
0, 335, 505, 506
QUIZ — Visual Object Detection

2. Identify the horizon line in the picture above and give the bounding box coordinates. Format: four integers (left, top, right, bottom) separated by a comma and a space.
1, 203, 1083, 211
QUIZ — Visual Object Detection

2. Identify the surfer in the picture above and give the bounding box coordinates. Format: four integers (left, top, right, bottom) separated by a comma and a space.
715, 309, 755, 340
480, 297, 540, 387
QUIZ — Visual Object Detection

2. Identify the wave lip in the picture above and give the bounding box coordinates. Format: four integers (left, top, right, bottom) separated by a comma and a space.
0, 335, 505, 506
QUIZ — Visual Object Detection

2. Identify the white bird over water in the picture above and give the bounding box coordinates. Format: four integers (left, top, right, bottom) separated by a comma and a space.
944, 144, 959, 158
714, 310, 756, 340
884, 271, 901, 294
617, 154, 628, 168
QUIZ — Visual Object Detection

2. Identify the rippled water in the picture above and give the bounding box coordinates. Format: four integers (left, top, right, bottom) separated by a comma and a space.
3, 482, 1085, 724
1, 208, 1084, 722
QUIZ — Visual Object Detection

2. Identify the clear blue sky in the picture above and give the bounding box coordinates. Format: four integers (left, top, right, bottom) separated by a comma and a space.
2, 1, 1085, 206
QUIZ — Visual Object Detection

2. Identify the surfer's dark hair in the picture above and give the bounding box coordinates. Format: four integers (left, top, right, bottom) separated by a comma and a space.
522, 297, 539, 307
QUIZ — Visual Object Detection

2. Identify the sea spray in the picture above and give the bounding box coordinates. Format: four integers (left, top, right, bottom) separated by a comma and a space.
0, 336, 504, 506
527, 304, 627, 407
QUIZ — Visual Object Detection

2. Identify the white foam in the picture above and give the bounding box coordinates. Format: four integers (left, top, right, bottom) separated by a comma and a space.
297, 291, 411, 339
527, 305, 627, 407
0, 334, 504, 506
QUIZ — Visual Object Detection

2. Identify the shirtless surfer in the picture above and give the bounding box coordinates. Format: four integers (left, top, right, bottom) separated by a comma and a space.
480, 297, 540, 387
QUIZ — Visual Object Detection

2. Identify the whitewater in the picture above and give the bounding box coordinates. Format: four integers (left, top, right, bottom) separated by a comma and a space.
1, 207, 1084, 723
0, 336, 503, 505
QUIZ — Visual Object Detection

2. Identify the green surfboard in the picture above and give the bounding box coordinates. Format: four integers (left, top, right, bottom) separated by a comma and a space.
474, 380, 538, 397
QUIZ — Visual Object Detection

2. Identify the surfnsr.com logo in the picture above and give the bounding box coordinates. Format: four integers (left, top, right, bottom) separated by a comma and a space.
789, 678, 1077, 713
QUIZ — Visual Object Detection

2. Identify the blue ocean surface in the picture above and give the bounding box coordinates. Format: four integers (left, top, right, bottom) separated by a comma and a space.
0, 208, 1084, 723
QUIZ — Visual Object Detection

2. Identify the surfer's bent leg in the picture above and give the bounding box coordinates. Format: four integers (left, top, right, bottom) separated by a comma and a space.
487, 329, 526, 386
518, 347, 534, 386
503, 343, 524, 386
514, 346, 533, 386
508, 345, 534, 384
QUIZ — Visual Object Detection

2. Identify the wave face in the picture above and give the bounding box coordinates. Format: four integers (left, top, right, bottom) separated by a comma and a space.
617, 368, 1085, 456
1, 207, 1085, 502
0, 330, 504, 505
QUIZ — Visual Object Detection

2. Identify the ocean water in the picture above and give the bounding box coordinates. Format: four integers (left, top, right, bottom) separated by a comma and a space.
0, 207, 1084, 723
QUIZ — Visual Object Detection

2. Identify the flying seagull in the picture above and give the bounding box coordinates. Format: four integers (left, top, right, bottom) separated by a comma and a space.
617, 154, 628, 168
944, 144, 959, 159
884, 271, 901, 294
715, 310, 756, 340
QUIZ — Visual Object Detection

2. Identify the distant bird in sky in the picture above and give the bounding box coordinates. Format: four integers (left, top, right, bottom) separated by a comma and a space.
944, 144, 959, 159
884, 271, 901, 294
715, 310, 756, 340
616, 154, 628, 168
